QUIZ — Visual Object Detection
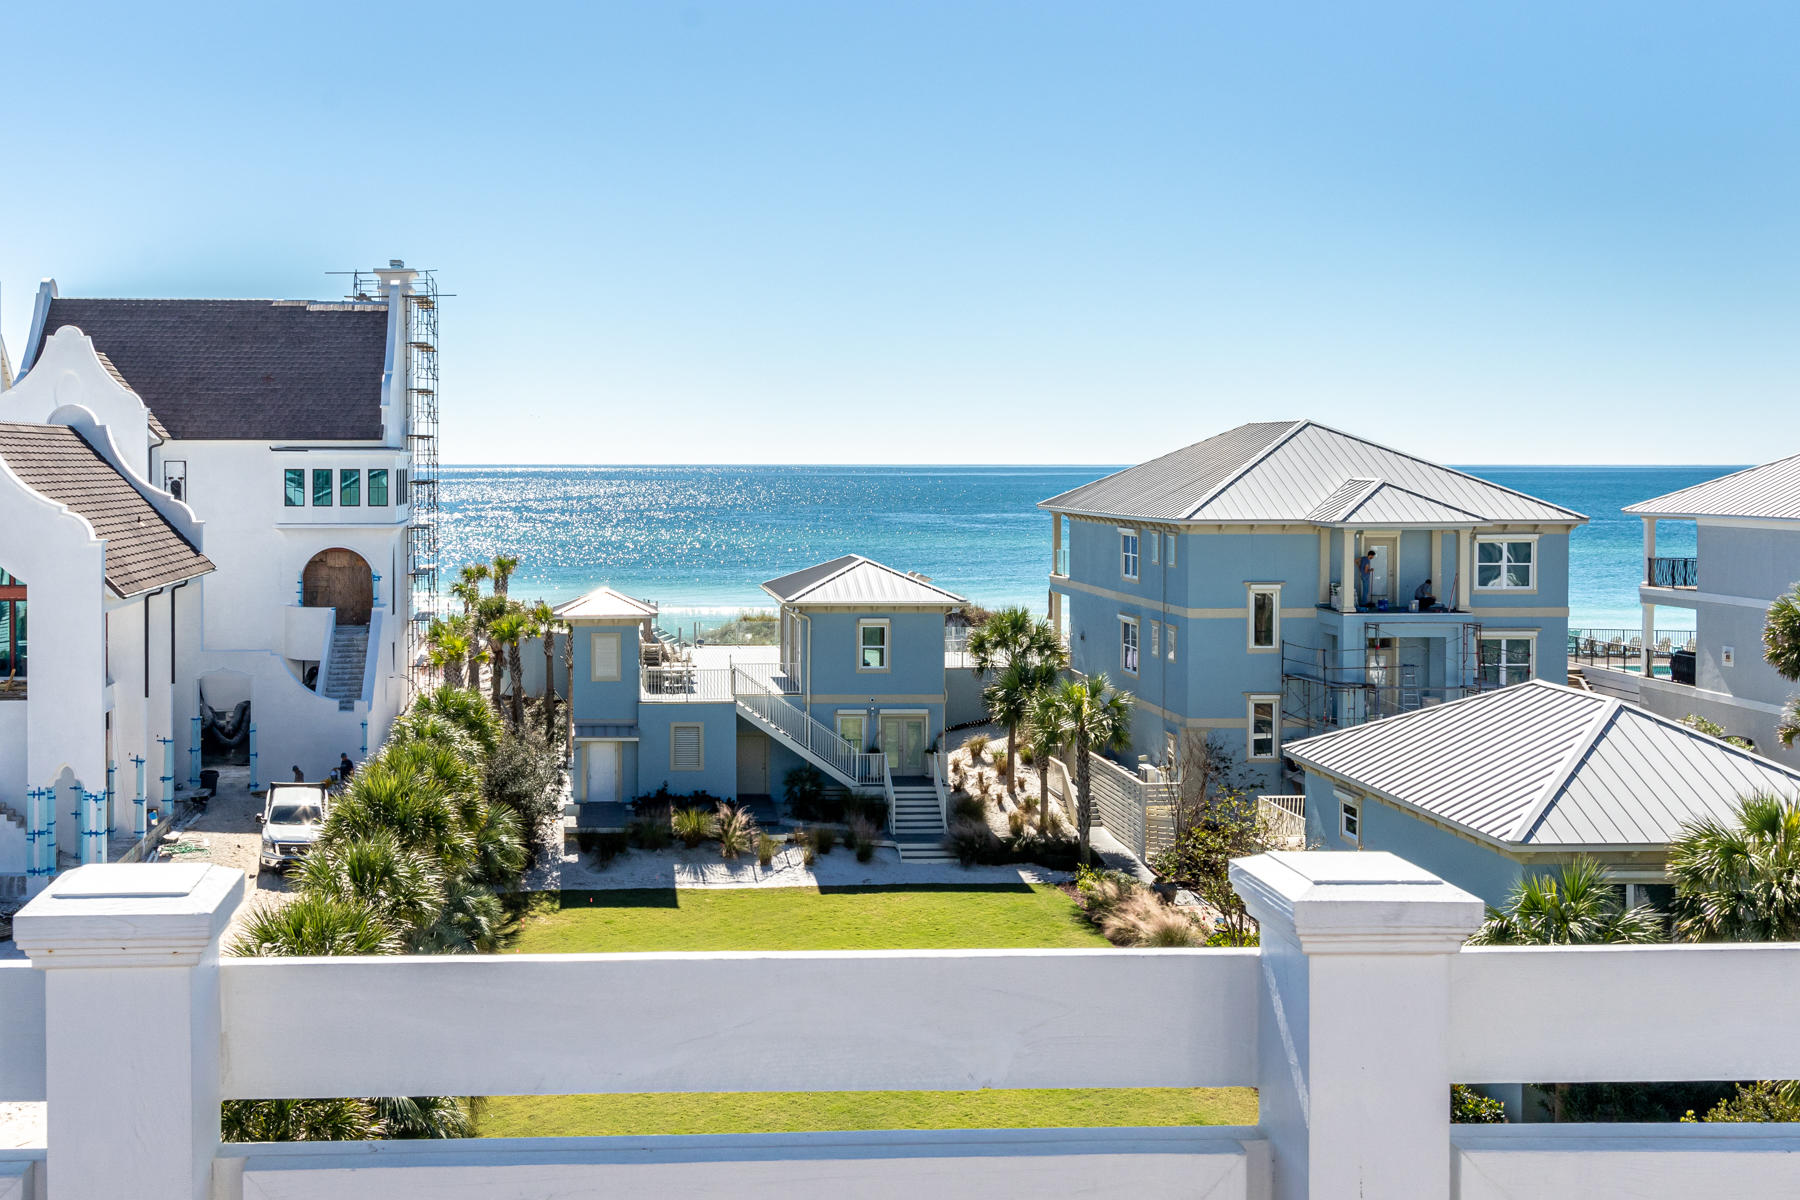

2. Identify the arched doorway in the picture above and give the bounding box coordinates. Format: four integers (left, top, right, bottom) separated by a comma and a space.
302, 549, 373, 626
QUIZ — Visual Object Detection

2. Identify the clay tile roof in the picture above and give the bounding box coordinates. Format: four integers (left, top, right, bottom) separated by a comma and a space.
36, 298, 389, 442
0, 422, 213, 595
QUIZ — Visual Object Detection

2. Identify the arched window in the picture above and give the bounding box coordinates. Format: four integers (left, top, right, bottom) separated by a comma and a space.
0, 570, 25, 693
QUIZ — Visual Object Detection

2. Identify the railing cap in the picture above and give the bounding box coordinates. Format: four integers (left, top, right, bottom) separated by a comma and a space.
1229, 851, 1483, 955
13, 863, 244, 968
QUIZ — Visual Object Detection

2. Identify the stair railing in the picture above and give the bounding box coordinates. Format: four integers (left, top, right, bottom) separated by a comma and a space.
731, 668, 884, 787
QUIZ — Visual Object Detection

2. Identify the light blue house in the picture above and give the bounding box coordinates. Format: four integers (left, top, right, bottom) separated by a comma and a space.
555, 555, 968, 859
1284, 679, 1800, 907
1038, 421, 1586, 789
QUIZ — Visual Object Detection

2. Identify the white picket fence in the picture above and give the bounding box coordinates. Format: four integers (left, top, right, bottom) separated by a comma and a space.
5, 854, 1800, 1199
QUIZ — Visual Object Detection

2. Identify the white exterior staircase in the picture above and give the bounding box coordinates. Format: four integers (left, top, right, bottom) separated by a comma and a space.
322, 624, 369, 711
730, 668, 885, 793
891, 776, 952, 862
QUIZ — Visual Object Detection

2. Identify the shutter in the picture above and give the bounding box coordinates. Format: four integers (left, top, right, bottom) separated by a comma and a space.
590, 632, 620, 681
672, 725, 703, 770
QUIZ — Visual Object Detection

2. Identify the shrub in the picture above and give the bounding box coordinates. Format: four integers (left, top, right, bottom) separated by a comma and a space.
783, 765, 828, 817
1206, 926, 1259, 947
848, 795, 888, 829
1009, 832, 1079, 871
814, 825, 838, 856
576, 831, 628, 861
1076, 866, 1142, 919
951, 795, 984, 824
1452, 1085, 1508, 1124
757, 833, 780, 868
628, 808, 673, 851
791, 828, 818, 866
1007, 809, 1026, 838
993, 749, 1009, 777
482, 728, 564, 855
672, 806, 714, 849
1018, 744, 1035, 766
633, 785, 726, 814
947, 817, 1005, 866
851, 817, 877, 861
716, 802, 758, 859
967, 734, 991, 759
1098, 891, 1206, 948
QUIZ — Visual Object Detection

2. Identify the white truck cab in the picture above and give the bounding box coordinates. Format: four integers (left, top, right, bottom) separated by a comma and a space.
257, 781, 329, 872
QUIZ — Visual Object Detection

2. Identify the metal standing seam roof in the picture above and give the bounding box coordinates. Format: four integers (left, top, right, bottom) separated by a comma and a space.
554, 586, 657, 622
1286, 680, 1800, 849
1623, 453, 1800, 522
762, 555, 968, 607
1039, 420, 1585, 526
0, 422, 213, 596
33, 298, 390, 442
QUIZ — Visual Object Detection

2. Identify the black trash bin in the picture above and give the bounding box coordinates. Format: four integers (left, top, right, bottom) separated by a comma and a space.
1669, 648, 1695, 686
199, 768, 220, 792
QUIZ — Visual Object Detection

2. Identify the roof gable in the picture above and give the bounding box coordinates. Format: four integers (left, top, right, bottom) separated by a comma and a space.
0, 422, 213, 595
554, 585, 656, 622
34, 298, 389, 442
762, 555, 967, 607
1288, 680, 1800, 850
1624, 454, 1800, 522
1039, 420, 1583, 526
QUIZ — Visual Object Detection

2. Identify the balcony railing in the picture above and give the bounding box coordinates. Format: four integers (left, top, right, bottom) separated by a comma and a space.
1052, 546, 1070, 577
1647, 556, 1698, 589
640, 666, 735, 702
1568, 627, 1697, 675
10, 856, 1800, 1199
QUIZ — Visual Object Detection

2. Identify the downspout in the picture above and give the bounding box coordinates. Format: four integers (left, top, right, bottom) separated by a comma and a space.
142, 586, 166, 698
1159, 523, 1169, 765
797, 609, 813, 717
169, 578, 191, 684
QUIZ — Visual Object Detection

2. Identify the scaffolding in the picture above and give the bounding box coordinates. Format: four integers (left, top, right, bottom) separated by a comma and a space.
340, 264, 442, 693
1280, 622, 1489, 735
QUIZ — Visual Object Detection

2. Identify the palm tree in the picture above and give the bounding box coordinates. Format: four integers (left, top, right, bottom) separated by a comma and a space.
968, 607, 1068, 798
371, 1096, 476, 1140
425, 617, 470, 689
530, 600, 561, 745
1041, 674, 1134, 864
409, 684, 504, 761
1468, 857, 1664, 946
1024, 687, 1065, 834
296, 831, 445, 944
477, 595, 514, 712
452, 565, 489, 687
489, 609, 532, 729
222, 1097, 378, 1143
1667, 793, 1800, 942
230, 893, 400, 957
491, 554, 519, 599
1763, 586, 1800, 746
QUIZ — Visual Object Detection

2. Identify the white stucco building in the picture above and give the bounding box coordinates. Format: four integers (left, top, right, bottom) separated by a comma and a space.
0, 265, 440, 892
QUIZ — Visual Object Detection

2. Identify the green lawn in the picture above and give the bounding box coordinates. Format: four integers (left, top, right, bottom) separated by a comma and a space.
483, 884, 1255, 1136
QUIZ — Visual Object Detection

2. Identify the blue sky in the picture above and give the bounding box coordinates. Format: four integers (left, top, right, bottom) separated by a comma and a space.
2, 2, 1794, 465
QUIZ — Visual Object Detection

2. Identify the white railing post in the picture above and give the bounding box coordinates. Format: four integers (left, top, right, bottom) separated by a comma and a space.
13, 863, 244, 1200
1230, 851, 1483, 1200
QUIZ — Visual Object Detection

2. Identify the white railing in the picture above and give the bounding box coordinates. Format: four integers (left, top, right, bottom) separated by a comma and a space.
944, 628, 973, 670
928, 749, 950, 827
11, 855, 1800, 1198
640, 666, 735, 703
731, 668, 884, 788
1257, 794, 1307, 848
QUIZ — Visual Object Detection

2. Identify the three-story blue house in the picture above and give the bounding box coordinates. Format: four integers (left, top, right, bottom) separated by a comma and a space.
1038, 420, 1585, 788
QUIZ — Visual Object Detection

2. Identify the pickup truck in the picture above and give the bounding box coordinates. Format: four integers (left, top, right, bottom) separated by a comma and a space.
257, 781, 329, 872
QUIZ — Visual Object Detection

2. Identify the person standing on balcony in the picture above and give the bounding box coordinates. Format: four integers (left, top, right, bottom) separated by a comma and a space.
1357, 550, 1375, 609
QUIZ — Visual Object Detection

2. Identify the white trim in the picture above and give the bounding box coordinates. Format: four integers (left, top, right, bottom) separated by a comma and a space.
1118, 614, 1140, 676
1119, 527, 1140, 582
1166, 532, 1177, 567
1247, 693, 1280, 761
1474, 533, 1540, 593
1477, 629, 1539, 688
1336, 788, 1362, 845
856, 618, 891, 673
670, 723, 705, 772
1166, 623, 1177, 662
1149, 620, 1161, 658
834, 709, 868, 751
1247, 583, 1282, 653
589, 631, 622, 682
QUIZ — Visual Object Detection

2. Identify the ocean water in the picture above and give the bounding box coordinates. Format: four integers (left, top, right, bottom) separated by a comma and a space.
437, 464, 1739, 633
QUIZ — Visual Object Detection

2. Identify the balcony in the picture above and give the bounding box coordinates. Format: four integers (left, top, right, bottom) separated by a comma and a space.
8, 856, 1800, 1199
1052, 546, 1069, 578
1646, 556, 1698, 589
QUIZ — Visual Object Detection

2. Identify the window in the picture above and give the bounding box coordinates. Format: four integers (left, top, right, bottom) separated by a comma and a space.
1248, 695, 1279, 760
858, 619, 889, 670
1479, 634, 1535, 687
1247, 584, 1281, 652
589, 631, 621, 681
312, 468, 333, 506
339, 469, 361, 507
1149, 621, 1160, 657
1339, 794, 1361, 843
284, 469, 305, 507
836, 713, 866, 750
1166, 533, 1177, 567
1120, 616, 1139, 674
671, 724, 704, 771
1166, 624, 1176, 661
0, 570, 26, 688
162, 460, 187, 501
1120, 529, 1140, 581
1149, 533, 1159, 565
1476, 537, 1536, 590
367, 469, 389, 506
397, 468, 409, 503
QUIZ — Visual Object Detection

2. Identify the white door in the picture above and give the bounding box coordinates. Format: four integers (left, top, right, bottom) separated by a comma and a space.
585, 742, 620, 804
1369, 542, 1392, 603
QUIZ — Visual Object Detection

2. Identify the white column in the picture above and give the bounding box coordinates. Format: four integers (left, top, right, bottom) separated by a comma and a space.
1317, 531, 1331, 606
1455, 530, 1473, 612
14, 863, 244, 1200
1641, 517, 1658, 675
1230, 852, 1483, 1200
1337, 531, 1356, 613
1430, 530, 1444, 601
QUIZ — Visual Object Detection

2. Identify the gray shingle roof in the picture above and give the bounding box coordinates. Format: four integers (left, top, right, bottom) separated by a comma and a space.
91, 352, 169, 441
0, 422, 213, 596
762, 555, 968, 607
35, 298, 389, 442
1039, 420, 1584, 525
1624, 453, 1800, 522
1287, 680, 1800, 849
